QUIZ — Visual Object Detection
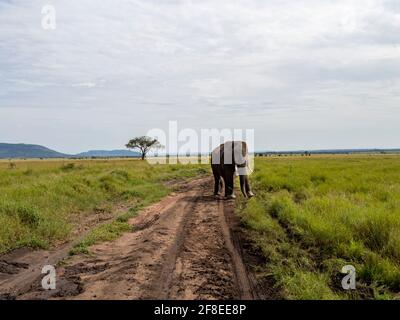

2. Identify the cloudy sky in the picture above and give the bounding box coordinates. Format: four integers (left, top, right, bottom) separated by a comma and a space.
0, 0, 399, 154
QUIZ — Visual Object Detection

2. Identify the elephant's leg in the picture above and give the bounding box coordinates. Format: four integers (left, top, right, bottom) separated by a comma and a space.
244, 175, 254, 197
213, 174, 221, 196
224, 171, 235, 198
239, 175, 248, 197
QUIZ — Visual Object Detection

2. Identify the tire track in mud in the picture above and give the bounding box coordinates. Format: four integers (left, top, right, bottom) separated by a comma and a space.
168, 193, 238, 299
218, 201, 254, 300
3, 177, 256, 300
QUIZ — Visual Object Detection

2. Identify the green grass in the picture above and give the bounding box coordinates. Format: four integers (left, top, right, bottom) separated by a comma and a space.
0, 158, 207, 254
237, 155, 400, 300
69, 220, 132, 255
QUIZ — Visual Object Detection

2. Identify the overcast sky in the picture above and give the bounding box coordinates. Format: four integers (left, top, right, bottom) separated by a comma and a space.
0, 0, 399, 154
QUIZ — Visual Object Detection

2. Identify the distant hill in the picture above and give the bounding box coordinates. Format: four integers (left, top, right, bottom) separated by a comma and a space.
0, 143, 70, 158
75, 150, 141, 158
0, 144, 141, 159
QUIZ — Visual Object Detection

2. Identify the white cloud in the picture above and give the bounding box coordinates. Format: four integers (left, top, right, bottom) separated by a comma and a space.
72, 82, 97, 88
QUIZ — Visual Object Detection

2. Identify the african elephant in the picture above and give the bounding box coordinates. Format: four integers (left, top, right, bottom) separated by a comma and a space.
211, 141, 254, 199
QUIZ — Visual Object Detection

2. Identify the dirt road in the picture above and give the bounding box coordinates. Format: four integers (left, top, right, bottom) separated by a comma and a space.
0, 177, 258, 300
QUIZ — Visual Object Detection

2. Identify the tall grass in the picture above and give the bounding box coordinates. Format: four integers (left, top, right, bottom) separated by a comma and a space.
0, 159, 207, 254
237, 155, 400, 299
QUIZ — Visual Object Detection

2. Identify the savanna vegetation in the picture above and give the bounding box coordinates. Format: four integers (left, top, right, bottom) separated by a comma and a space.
2, 154, 400, 300
0, 159, 207, 255
237, 155, 400, 300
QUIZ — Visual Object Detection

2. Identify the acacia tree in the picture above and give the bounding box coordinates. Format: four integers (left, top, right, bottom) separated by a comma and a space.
126, 136, 163, 160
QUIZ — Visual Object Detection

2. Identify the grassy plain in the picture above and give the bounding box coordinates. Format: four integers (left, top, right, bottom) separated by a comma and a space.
238, 154, 400, 299
0, 158, 206, 254
2, 154, 400, 300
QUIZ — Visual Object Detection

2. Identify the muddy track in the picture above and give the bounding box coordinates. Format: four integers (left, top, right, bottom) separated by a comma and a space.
0, 177, 257, 300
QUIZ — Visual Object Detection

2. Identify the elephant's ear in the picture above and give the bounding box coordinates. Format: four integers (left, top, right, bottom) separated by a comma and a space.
211, 144, 222, 165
